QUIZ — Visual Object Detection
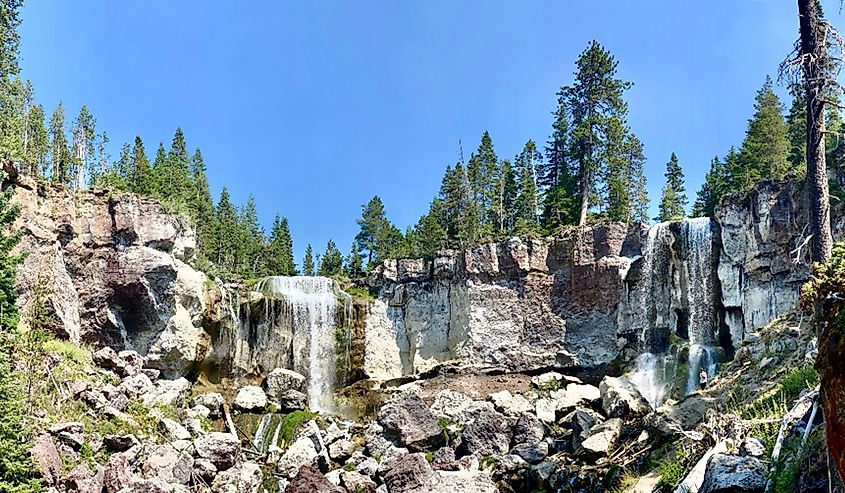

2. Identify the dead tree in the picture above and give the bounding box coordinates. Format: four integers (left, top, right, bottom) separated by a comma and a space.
781, 0, 845, 483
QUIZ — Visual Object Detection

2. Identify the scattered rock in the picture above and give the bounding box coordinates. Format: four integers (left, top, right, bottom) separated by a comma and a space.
195, 432, 241, 471
103, 434, 140, 453
234, 385, 268, 412
429, 390, 473, 422
551, 383, 601, 411
192, 392, 224, 418
741, 438, 767, 458
157, 418, 191, 441
340, 471, 378, 493
277, 389, 308, 412
378, 392, 445, 452
142, 444, 193, 485
141, 378, 192, 407
457, 402, 511, 457
328, 438, 356, 462
489, 390, 533, 416
599, 376, 651, 419
511, 442, 549, 464
211, 461, 264, 493
30, 434, 61, 487
578, 418, 622, 459
103, 453, 132, 493
382, 453, 435, 493
193, 458, 218, 482
700, 453, 767, 493
118, 373, 154, 399
285, 465, 344, 493
513, 412, 546, 445
530, 372, 564, 389
266, 368, 307, 396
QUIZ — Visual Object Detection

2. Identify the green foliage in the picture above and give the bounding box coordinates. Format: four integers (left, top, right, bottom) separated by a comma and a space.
317, 239, 344, 278
657, 153, 687, 222
354, 196, 402, 268
655, 442, 694, 490
280, 411, 318, 445
735, 76, 789, 188
303, 244, 315, 276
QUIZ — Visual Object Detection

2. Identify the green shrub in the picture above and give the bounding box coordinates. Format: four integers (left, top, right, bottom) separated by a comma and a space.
280, 411, 318, 445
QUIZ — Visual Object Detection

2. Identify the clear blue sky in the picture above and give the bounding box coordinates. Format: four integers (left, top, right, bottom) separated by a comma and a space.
16, 1, 840, 263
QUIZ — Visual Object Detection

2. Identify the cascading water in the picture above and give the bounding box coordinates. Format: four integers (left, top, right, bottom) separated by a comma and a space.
681, 217, 719, 394
255, 276, 351, 414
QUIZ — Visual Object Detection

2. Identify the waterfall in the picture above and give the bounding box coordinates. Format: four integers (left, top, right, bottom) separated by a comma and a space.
680, 218, 719, 394
629, 352, 676, 409
255, 276, 351, 414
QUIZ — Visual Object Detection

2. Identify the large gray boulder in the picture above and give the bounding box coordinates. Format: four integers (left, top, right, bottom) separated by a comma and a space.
512, 412, 546, 445
285, 465, 345, 493
599, 376, 651, 419
265, 368, 307, 396
456, 402, 511, 457
192, 393, 224, 419
700, 454, 767, 493
211, 462, 263, 493
577, 418, 622, 460
378, 392, 445, 452
195, 432, 241, 471
382, 453, 435, 493
141, 444, 193, 485
234, 385, 268, 412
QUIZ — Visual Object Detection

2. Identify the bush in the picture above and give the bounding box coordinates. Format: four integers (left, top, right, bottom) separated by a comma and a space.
280, 411, 317, 445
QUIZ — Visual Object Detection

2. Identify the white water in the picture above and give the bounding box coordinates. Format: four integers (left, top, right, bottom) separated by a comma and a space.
255, 276, 350, 413
681, 218, 719, 394
629, 352, 676, 409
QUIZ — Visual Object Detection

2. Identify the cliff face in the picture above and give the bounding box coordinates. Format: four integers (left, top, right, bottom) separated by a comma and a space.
12, 177, 215, 377
362, 178, 828, 382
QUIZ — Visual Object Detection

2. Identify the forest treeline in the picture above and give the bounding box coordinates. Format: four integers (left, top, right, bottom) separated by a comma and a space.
1, 21, 842, 278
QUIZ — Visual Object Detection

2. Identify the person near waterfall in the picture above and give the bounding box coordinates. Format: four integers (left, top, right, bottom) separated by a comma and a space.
699, 368, 708, 390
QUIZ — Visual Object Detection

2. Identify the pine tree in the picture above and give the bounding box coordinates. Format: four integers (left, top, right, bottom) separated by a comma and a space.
24, 104, 48, 178
318, 239, 343, 277
303, 244, 315, 276
189, 149, 217, 260
0, 167, 40, 492
735, 76, 789, 189
239, 195, 264, 276
541, 91, 578, 230
70, 105, 95, 189
166, 127, 192, 202
405, 202, 448, 258
129, 136, 151, 194
493, 159, 517, 234
564, 41, 633, 225
438, 161, 477, 248
657, 152, 687, 222
466, 132, 498, 240
48, 102, 69, 184
692, 156, 730, 217
215, 188, 239, 270
265, 214, 297, 276
514, 140, 543, 236
786, 91, 807, 173
626, 133, 649, 223
0, 1, 23, 85
354, 196, 402, 268
345, 242, 364, 278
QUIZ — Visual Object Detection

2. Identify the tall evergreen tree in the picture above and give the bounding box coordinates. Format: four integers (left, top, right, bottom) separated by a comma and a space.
70, 105, 95, 189
239, 195, 264, 276
303, 244, 315, 276
514, 140, 543, 236
542, 92, 578, 230
354, 196, 402, 268
265, 214, 297, 276
318, 239, 343, 277
166, 127, 192, 201
405, 201, 448, 258
692, 155, 731, 218
564, 41, 633, 225
466, 132, 498, 239
48, 102, 69, 184
735, 76, 789, 189
786, 91, 807, 173
215, 188, 239, 270
129, 136, 151, 194
345, 242, 364, 278
189, 149, 217, 260
24, 103, 48, 178
657, 152, 687, 222
493, 159, 517, 234
626, 133, 649, 223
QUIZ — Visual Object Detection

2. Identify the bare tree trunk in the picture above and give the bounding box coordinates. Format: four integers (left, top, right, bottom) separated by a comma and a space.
800, 0, 833, 266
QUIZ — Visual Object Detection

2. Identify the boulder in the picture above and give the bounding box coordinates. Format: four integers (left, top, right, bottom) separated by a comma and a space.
511, 442, 549, 464
277, 389, 308, 413
103, 434, 140, 453
30, 434, 61, 487
234, 385, 268, 412
513, 412, 546, 445
193, 458, 217, 482
430, 469, 498, 493
700, 454, 767, 493
266, 368, 307, 396
118, 373, 154, 399
577, 418, 622, 459
285, 465, 344, 493
378, 392, 445, 452
530, 372, 565, 389
141, 378, 192, 407
115, 478, 187, 493
141, 444, 193, 485
340, 471, 378, 493
560, 408, 603, 452
211, 462, 263, 493
551, 384, 601, 411
63, 462, 103, 493
195, 432, 241, 471
600, 376, 651, 419
157, 418, 191, 441
741, 438, 766, 458
429, 389, 473, 422
328, 438, 356, 462
192, 392, 224, 419
276, 421, 325, 477
382, 453, 435, 493
457, 402, 511, 457
103, 454, 132, 493
488, 390, 533, 416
